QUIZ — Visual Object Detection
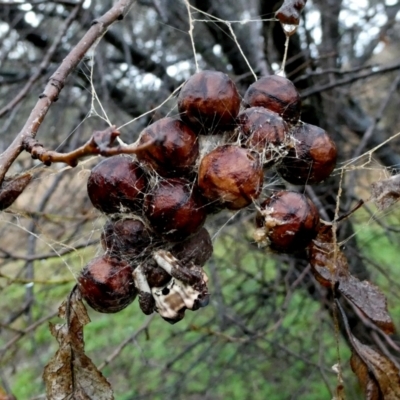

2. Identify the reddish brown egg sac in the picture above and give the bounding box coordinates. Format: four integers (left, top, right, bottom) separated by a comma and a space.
144, 178, 207, 242
142, 260, 172, 288
170, 227, 213, 267
255, 190, 320, 253
276, 123, 337, 185
87, 156, 147, 214
136, 117, 199, 177
237, 107, 289, 165
78, 255, 137, 313
198, 145, 264, 210
244, 75, 301, 123
178, 70, 241, 134
101, 218, 152, 261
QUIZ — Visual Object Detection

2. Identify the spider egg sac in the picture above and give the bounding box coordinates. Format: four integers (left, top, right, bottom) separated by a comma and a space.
78, 255, 137, 313
237, 107, 289, 166
276, 123, 337, 185
170, 227, 213, 267
135, 117, 199, 177
243, 75, 301, 124
144, 177, 207, 242
254, 190, 320, 253
178, 70, 241, 134
101, 218, 153, 262
198, 145, 264, 210
87, 156, 147, 214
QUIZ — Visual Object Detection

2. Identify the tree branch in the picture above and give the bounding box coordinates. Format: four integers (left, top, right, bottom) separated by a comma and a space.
0, 0, 135, 184
23, 126, 156, 167
0, 1, 83, 118
300, 61, 400, 99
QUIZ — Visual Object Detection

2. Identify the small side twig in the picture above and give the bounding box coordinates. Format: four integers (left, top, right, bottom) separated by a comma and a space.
23, 126, 155, 167
0, 0, 135, 184
98, 314, 155, 371
0, 1, 83, 118
301, 61, 400, 99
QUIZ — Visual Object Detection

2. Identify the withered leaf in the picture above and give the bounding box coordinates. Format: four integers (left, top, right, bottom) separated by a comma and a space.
350, 336, 400, 400
43, 289, 114, 400
0, 172, 32, 211
309, 225, 394, 334
370, 175, 400, 211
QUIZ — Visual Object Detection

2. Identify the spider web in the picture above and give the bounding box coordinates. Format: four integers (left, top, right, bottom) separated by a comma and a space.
1, 1, 400, 399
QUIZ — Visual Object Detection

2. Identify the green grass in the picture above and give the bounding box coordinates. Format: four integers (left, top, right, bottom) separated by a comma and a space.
4, 218, 400, 399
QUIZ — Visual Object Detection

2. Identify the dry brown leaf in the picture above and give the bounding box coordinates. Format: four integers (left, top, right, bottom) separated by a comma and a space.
309, 225, 394, 334
350, 336, 400, 399
43, 289, 114, 400
370, 175, 400, 211
0, 173, 32, 211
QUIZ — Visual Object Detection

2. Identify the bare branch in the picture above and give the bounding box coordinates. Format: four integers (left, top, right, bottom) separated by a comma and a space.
0, 1, 83, 118
0, 0, 136, 184
23, 126, 156, 167
300, 61, 400, 98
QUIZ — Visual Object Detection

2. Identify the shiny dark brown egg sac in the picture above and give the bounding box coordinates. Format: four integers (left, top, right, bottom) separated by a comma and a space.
135, 117, 199, 177
237, 107, 289, 165
170, 227, 213, 267
243, 75, 301, 123
144, 178, 207, 242
143, 260, 172, 288
254, 191, 320, 253
101, 218, 152, 261
276, 123, 337, 185
198, 145, 264, 210
87, 156, 147, 214
178, 70, 241, 134
78, 255, 137, 313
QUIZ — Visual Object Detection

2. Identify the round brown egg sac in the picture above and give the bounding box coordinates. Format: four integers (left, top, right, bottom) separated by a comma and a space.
144, 178, 207, 242
198, 145, 264, 210
143, 260, 171, 288
78, 255, 137, 313
243, 75, 301, 124
254, 190, 320, 253
101, 218, 153, 262
276, 123, 337, 185
136, 117, 199, 177
237, 107, 289, 165
170, 227, 213, 267
177, 70, 241, 134
87, 156, 147, 214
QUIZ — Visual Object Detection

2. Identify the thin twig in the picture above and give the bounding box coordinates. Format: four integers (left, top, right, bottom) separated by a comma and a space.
352, 71, 400, 159
0, 1, 84, 118
0, 310, 58, 359
300, 61, 400, 98
0, 0, 136, 184
98, 314, 155, 370
0, 239, 98, 262
23, 126, 155, 167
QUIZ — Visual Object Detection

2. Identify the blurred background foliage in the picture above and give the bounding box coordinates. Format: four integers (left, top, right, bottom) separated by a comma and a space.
1, 0, 400, 398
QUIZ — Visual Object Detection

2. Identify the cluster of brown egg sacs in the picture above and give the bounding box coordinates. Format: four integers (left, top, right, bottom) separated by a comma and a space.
79, 70, 337, 322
